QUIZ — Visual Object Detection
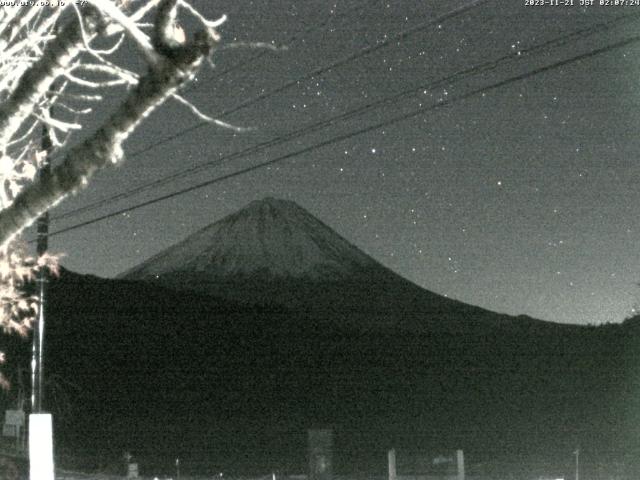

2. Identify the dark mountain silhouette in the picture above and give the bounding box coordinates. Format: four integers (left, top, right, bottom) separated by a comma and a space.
120, 197, 541, 331
4, 198, 638, 476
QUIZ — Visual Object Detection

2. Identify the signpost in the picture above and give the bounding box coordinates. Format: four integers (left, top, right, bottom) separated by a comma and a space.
3, 409, 25, 451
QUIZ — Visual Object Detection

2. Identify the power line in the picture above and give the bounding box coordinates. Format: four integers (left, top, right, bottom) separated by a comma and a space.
51, 0, 494, 221
214, 0, 492, 118
46, 2, 376, 222
32, 0, 387, 174
41, 33, 640, 240
52, 11, 640, 222
47, 0, 490, 169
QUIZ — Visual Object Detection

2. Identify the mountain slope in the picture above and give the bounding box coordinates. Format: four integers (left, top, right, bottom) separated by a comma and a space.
120, 197, 535, 331
31, 268, 638, 476
121, 197, 378, 282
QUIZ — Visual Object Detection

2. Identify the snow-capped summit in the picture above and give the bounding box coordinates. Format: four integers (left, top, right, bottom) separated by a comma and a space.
121, 197, 380, 283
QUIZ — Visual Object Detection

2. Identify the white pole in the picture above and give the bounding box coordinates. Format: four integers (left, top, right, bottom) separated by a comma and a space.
388, 449, 397, 480
456, 450, 465, 480
574, 448, 580, 480
29, 413, 54, 480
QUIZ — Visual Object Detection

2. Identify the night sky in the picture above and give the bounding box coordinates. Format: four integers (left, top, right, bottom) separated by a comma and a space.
36, 0, 640, 325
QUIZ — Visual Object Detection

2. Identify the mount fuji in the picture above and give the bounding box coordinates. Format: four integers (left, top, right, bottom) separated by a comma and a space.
120, 197, 520, 329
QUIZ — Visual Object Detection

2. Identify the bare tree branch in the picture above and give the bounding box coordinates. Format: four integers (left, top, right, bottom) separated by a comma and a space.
0, 14, 216, 246
0, 9, 102, 150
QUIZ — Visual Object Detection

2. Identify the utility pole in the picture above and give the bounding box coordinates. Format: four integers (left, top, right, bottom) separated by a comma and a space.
32, 121, 51, 413
29, 116, 54, 480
